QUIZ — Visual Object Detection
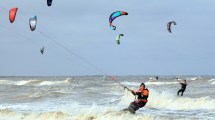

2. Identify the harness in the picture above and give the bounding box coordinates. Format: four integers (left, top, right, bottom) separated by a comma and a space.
136, 88, 149, 103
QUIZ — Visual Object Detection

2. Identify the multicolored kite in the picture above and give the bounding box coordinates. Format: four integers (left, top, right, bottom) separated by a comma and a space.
109, 11, 128, 30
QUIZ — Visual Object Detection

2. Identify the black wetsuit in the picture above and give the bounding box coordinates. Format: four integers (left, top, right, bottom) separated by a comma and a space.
177, 83, 187, 96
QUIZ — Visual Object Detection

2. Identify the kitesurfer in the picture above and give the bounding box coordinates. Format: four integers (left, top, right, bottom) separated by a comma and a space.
176, 78, 187, 96
124, 83, 149, 114
156, 76, 158, 80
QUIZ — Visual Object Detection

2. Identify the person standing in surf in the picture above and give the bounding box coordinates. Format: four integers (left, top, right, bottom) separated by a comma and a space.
176, 78, 187, 96
124, 83, 149, 113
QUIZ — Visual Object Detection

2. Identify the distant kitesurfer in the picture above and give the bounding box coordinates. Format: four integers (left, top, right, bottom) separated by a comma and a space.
156, 76, 158, 80
124, 83, 149, 114
176, 78, 187, 96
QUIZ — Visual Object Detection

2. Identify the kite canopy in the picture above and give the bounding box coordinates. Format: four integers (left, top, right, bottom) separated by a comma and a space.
9, 8, 18, 23
40, 47, 44, 55
116, 34, 124, 45
47, 0, 53, 6
29, 16, 37, 31
167, 21, 176, 33
109, 11, 128, 30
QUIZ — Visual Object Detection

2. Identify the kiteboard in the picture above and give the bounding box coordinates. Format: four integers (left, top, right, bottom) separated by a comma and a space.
122, 107, 135, 114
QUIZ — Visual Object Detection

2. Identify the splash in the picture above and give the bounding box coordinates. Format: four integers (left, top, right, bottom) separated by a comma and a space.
145, 81, 178, 85
118, 89, 215, 110
147, 89, 215, 110
189, 77, 198, 81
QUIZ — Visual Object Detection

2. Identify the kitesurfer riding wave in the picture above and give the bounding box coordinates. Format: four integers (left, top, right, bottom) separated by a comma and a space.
176, 78, 187, 96
124, 83, 149, 114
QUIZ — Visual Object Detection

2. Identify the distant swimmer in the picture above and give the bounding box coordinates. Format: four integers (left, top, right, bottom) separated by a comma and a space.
176, 78, 187, 96
123, 83, 149, 114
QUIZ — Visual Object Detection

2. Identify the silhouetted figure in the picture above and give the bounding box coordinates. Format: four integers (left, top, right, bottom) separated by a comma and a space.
156, 76, 159, 80
176, 78, 187, 96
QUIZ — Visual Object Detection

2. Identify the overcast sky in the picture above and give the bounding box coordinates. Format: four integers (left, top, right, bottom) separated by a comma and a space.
0, 0, 215, 76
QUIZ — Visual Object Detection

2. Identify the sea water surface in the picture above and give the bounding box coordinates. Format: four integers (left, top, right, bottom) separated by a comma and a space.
0, 76, 215, 120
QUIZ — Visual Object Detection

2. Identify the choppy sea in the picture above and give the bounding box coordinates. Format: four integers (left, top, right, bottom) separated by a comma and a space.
0, 76, 215, 120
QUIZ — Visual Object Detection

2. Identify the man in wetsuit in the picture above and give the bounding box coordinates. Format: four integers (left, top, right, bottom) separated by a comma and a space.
124, 83, 149, 114
176, 78, 187, 96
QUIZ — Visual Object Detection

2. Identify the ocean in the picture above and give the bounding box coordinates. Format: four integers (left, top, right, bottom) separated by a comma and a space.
0, 76, 214, 120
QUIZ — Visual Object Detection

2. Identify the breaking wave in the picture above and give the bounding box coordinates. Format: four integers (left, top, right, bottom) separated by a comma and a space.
121, 81, 178, 87
0, 108, 163, 120
189, 77, 198, 81
119, 89, 215, 110
0, 78, 73, 86
208, 79, 215, 84
145, 81, 178, 85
